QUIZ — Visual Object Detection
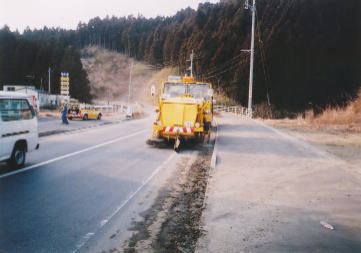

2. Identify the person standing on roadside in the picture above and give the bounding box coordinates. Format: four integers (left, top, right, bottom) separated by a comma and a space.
61, 101, 69, 124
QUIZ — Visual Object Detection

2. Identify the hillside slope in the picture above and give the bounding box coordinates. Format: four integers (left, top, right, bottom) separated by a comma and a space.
81, 47, 153, 103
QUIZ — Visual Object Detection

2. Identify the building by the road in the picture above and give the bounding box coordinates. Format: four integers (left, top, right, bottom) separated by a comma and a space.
2, 85, 67, 109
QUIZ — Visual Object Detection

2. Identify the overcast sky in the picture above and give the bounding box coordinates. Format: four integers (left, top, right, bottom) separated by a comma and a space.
0, 0, 219, 32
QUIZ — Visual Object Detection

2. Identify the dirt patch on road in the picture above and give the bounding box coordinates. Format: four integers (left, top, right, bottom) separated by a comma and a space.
109, 145, 213, 253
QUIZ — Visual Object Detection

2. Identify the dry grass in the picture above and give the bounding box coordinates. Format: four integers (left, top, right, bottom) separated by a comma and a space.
299, 91, 361, 132
264, 91, 361, 133
307, 93, 361, 131
214, 91, 238, 106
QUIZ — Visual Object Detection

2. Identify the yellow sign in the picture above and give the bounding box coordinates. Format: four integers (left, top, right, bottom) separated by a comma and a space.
60, 72, 70, 95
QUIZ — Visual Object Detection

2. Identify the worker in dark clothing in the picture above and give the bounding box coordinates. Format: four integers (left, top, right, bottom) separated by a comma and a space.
61, 102, 69, 124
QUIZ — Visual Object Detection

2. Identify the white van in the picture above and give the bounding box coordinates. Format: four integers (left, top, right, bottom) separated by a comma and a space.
0, 91, 39, 168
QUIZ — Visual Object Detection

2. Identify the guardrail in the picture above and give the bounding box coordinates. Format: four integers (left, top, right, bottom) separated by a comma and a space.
214, 105, 249, 117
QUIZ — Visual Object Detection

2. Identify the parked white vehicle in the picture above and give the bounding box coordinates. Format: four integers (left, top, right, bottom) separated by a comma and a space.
0, 92, 39, 168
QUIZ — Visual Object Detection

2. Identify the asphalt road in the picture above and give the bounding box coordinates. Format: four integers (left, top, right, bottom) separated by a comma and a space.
37, 114, 125, 136
0, 115, 186, 253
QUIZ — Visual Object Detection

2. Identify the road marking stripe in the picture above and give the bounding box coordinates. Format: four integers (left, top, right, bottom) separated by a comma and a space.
72, 151, 177, 253
0, 129, 147, 179
210, 118, 219, 171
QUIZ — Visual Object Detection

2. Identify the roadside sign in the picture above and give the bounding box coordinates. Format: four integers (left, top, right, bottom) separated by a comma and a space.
60, 72, 70, 96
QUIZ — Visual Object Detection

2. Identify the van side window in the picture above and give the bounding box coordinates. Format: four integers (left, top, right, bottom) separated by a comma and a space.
0, 99, 34, 121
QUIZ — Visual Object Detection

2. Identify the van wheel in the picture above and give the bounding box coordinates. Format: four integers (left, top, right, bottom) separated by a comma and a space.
8, 145, 26, 169
97, 114, 102, 120
83, 114, 88, 120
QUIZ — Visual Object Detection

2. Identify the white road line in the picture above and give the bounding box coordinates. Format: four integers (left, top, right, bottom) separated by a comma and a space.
72, 151, 178, 253
0, 129, 147, 179
210, 118, 219, 171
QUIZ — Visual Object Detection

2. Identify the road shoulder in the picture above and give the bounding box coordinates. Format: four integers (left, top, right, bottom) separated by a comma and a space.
196, 113, 361, 253
263, 119, 361, 171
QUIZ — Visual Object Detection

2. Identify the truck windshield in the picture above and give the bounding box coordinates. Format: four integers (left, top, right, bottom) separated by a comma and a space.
188, 84, 211, 99
163, 83, 186, 98
163, 83, 211, 99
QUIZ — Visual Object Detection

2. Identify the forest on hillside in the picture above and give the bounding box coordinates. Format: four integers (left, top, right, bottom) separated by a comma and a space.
0, 27, 92, 102
0, 0, 360, 114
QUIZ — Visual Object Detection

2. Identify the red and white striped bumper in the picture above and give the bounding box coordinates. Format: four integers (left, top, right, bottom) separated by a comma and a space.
163, 126, 194, 134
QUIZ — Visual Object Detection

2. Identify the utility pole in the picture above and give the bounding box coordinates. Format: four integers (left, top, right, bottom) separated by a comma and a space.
128, 60, 133, 104
48, 67, 51, 93
190, 50, 194, 77
186, 50, 194, 77
246, 0, 256, 118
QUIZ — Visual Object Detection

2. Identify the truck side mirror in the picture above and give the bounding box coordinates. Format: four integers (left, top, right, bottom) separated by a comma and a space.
208, 88, 214, 97
151, 85, 156, 97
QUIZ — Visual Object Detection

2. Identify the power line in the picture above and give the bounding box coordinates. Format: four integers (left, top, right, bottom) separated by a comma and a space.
203, 61, 241, 80
201, 53, 244, 77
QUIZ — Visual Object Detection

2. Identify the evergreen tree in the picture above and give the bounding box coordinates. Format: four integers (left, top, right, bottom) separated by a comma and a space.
60, 46, 92, 103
